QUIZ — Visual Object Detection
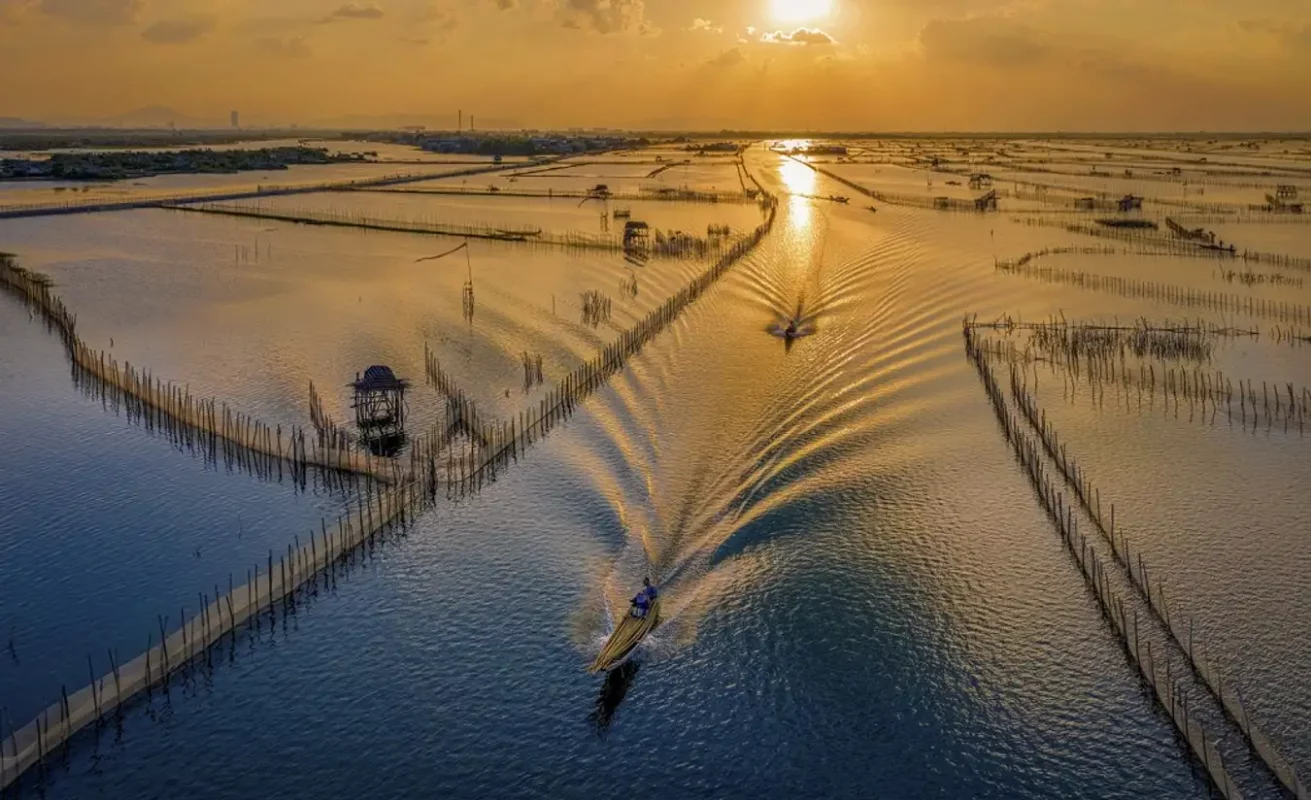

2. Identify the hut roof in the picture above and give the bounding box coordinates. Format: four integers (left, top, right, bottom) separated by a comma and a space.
352, 365, 408, 390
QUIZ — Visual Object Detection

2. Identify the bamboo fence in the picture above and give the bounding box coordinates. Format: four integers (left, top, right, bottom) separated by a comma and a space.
994, 255, 1311, 325
0, 163, 520, 219
361, 186, 758, 205
428, 196, 779, 495
0, 476, 431, 793
964, 322, 1245, 798
0, 257, 394, 483
0, 182, 782, 788
1010, 217, 1311, 273
965, 318, 1308, 799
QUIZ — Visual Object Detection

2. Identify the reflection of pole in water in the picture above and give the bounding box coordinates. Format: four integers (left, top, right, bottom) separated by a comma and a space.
589, 661, 639, 736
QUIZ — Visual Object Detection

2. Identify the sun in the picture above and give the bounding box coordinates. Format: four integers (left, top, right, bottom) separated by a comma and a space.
769, 0, 833, 24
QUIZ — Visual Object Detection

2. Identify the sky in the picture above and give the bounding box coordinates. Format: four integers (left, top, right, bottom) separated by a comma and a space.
1, 0, 1310, 130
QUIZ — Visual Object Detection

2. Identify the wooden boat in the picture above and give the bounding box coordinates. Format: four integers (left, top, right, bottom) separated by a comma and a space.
588, 600, 660, 673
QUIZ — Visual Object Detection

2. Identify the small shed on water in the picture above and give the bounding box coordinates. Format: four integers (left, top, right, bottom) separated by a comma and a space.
351, 365, 408, 438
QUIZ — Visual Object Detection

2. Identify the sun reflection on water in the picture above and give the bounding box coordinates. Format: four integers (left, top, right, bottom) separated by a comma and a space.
778, 155, 816, 233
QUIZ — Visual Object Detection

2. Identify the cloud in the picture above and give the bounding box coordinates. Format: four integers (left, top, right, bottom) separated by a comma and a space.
708, 46, 745, 67
0, 0, 36, 23
254, 35, 311, 58
409, 4, 456, 40
689, 17, 722, 33
38, 0, 139, 24
321, 2, 384, 23
417, 5, 457, 31
492, 0, 515, 8
141, 17, 216, 44
918, 16, 1051, 67
760, 28, 835, 46
557, 0, 647, 34
1238, 18, 1311, 54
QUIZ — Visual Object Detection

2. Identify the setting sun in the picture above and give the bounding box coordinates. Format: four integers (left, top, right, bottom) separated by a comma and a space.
769, 0, 834, 24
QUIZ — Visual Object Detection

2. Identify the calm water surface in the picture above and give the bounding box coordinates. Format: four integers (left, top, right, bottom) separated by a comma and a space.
4, 143, 1309, 798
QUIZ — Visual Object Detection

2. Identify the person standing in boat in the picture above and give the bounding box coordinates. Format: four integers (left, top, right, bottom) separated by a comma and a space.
630, 577, 658, 618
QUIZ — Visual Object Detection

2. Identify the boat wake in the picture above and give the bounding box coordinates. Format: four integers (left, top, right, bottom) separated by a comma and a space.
568, 157, 932, 684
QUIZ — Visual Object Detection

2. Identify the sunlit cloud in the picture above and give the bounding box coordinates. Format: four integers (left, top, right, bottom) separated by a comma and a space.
707, 46, 746, 67
760, 27, 835, 45
557, 0, 648, 34
254, 35, 311, 58
141, 17, 216, 44
2, 0, 1311, 130
320, 2, 385, 23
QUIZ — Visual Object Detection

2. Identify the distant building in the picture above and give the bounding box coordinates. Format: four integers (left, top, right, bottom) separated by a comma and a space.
230, 111, 239, 129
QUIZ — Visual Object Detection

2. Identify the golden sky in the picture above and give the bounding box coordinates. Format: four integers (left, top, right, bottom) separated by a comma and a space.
1, 0, 1309, 130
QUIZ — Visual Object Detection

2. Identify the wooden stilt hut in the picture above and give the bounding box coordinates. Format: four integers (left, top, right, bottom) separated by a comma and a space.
351, 365, 408, 455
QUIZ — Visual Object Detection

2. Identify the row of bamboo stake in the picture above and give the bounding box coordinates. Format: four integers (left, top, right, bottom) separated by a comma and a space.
995, 256, 1311, 326
0, 467, 437, 792
364, 185, 759, 205
424, 195, 779, 496
0, 257, 393, 485
308, 379, 355, 453
169, 203, 747, 260
972, 315, 1235, 364
975, 334, 1310, 434
0, 161, 525, 219
965, 319, 1307, 799
1175, 213, 1311, 227
964, 322, 1246, 798
0, 175, 783, 787
1004, 176, 1267, 215
1013, 217, 1311, 273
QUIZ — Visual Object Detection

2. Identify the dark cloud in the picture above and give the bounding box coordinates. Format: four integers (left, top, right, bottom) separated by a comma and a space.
760, 28, 835, 46
141, 17, 215, 44
39, 0, 139, 24
1238, 18, 1280, 35
321, 2, 384, 23
1238, 18, 1311, 53
1289, 25, 1311, 52
919, 16, 1051, 67
493, 0, 515, 8
418, 5, 457, 31
558, 0, 646, 34
255, 36, 311, 58
708, 46, 745, 67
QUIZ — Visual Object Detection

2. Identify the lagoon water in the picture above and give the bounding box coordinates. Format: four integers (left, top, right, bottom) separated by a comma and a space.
2, 142, 1310, 798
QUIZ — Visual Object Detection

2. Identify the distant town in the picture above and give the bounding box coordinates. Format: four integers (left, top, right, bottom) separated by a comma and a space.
0, 131, 722, 181
0, 146, 369, 181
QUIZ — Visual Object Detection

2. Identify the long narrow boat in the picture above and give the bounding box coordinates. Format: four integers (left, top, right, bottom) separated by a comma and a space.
587, 600, 661, 673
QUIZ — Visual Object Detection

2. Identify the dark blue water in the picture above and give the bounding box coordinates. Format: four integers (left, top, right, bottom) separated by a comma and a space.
28, 453, 1209, 798
16, 144, 1306, 797
0, 302, 349, 725
9, 194, 1211, 798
